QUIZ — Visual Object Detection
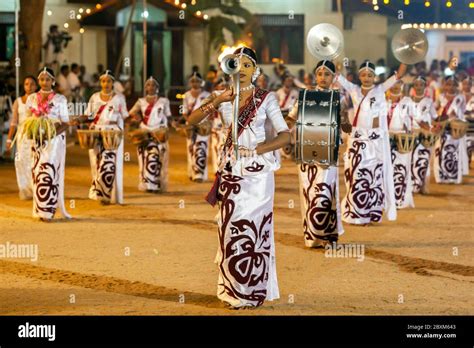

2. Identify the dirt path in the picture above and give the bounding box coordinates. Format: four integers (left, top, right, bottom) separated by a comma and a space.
0, 131, 472, 315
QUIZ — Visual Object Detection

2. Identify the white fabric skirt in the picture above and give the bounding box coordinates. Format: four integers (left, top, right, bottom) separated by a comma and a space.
215, 170, 279, 308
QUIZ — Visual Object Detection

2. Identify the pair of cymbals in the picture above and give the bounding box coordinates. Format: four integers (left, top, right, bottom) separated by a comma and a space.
306, 23, 428, 65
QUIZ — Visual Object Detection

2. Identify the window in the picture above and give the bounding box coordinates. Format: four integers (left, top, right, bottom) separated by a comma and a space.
255, 14, 304, 65
0, 13, 14, 62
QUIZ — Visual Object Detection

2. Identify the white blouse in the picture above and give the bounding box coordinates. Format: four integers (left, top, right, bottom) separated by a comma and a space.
210, 89, 289, 176
387, 97, 415, 133
465, 94, 474, 115
86, 92, 129, 130
412, 96, 437, 129
276, 87, 299, 111
436, 94, 465, 120
11, 96, 28, 126
183, 90, 210, 116
336, 74, 398, 130
129, 97, 171, 130
25, 93, 69, 123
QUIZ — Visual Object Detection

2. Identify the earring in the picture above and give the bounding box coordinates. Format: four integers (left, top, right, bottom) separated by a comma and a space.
251, 67, 261, 83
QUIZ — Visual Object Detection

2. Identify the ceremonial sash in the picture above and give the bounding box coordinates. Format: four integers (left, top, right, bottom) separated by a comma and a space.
143, 98, 158, 125
352, 93, 368, 127
205, 87, 269, 207
280, 90, 291, 109
92, 103, 108, 124
441, 98, 454, 118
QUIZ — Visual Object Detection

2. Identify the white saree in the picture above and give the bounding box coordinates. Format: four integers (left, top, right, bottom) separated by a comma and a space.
86, 92, 129, 204
411, 96, 437, 194
433, 94, 468, 184
388, 97, 415, 209
337, 74, 397, 224
129, 97, 171, 192
209, 88, 288, 308
183, 90, 211, 181
11, 97, 33, 200
26, 93, 71, 220
287, 89, 344, 247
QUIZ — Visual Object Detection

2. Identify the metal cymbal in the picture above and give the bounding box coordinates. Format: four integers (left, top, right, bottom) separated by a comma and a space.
306, 23, 344, 60
391, 28, 428, 65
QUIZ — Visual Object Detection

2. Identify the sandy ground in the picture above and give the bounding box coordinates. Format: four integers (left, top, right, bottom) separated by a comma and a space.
0, 130, 472, 315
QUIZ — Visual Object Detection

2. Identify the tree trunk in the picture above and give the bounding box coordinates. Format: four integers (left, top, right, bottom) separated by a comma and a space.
19, 0, 45, 80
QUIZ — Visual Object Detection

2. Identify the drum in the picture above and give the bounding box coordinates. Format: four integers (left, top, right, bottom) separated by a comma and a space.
419, 129, 439, 148
449, 119, 468, 139
101, 130, 123, 150
150, 127, 169, 143
431, 120, 448, 135
390, 132, 418, 154
77, 130, 100, 149
196, 120, 212, 136
129, 129, 150, 147
295, 89, 340, 166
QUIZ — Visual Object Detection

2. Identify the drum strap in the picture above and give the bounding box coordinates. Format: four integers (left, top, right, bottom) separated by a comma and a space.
352, 94, 368, 127
92, 103, 108, 124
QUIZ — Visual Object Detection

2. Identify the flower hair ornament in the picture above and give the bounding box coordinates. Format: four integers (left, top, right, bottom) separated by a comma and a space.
251, 66, 261, 83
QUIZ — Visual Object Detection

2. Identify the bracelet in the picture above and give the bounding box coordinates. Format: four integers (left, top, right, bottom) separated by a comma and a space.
199, 101, 217, 116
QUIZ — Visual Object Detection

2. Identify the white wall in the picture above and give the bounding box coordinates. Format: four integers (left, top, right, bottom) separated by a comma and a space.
426, 30, 474, 66
42, 0, 107, 74
238, 0, 388, 75
183, 28, 207, 81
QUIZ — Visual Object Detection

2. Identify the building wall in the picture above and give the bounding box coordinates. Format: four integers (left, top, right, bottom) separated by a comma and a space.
425, 30, 474, 67
183, 27, 207, 82
42, 0, 107, 74
240, 0, 388, 76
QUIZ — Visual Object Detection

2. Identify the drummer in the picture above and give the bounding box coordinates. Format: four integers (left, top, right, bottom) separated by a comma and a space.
433, 75, 468, 184
286, 60, 350, 247
386, 79, 416, 209
335, 61, 407, 226
182, 72, 211, 182
411, 76, 438, 194
83, 69, 129, 204
129, 76, 171, 193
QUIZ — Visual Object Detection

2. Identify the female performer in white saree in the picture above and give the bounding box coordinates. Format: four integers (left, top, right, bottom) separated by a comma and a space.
286, 60, 349, 247
25, 67, 71, 221
210, 77, 229, 174
433, 76, 468, 184
85, 70, 129, 204
182, 73, 211, 182
411, 76, 438, 194
6, 76, 38, 200
386, 80, 415, 209
187, 47, 290, 309
336, 61, 407, 225
129, 76, 171, 192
